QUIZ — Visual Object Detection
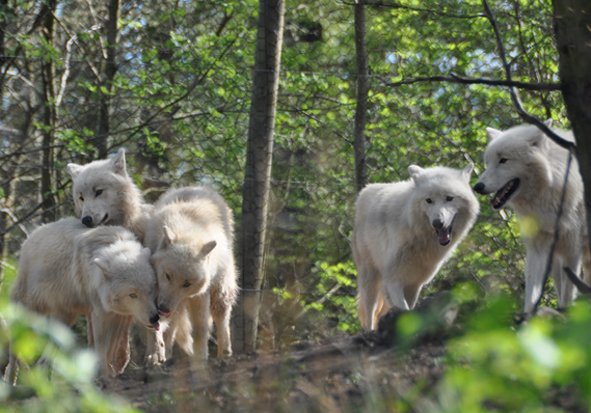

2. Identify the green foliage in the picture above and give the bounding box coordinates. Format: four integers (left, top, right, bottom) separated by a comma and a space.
0, 263, 138, 412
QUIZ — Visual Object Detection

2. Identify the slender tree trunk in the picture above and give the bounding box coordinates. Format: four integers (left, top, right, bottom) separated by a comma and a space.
353, 0, 369, 193
40, 0, 57, 223
552, 0, 591, 250
97, 0, 119, 158
234, 0, 285, 354
0, 0, 10, 273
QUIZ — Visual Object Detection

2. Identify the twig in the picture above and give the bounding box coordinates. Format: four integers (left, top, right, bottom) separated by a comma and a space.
532, 152, 573, 313
379, 74, 559, 91
563, 267, 591, 294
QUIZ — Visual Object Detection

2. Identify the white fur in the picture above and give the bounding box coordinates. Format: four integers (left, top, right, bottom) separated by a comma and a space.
6, 218, 159, 378
67, 149, 153, 242
143, 186, 238, 366
354, 164, 479, 330
475, 121, 591, 312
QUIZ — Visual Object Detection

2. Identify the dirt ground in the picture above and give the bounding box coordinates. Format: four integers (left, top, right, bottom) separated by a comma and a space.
104, 330, 447, 413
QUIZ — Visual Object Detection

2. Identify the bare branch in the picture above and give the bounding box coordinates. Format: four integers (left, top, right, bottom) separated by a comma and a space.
563, 267, 591, 294
480, 0, 575, 152
379, 74, 560, 91
342, 0, 485, 19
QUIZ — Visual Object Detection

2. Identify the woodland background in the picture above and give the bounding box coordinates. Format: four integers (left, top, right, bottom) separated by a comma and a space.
1, 0, 591, 412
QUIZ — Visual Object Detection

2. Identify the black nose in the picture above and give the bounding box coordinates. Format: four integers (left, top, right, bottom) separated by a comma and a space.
473, 182, 485, 194
149, 313, 160, 324
81, 216, 93, 227
432, 218, 444, 229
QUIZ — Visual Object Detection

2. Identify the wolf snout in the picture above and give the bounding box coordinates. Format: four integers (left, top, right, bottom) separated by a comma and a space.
432, 218, 444, 229
158, 305, 172, 318
149, 313, 160, 325
473, 182, 485, 194
82, 215, 94, 227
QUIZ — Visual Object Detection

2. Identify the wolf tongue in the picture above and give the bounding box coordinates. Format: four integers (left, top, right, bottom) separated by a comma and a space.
437, 227, 451, 245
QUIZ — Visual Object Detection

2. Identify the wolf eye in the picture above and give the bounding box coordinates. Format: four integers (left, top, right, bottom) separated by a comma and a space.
182, 281, 191, 288
129, 293, 138, 299
499, 158, 508, 164
446, 196, 454, 202
165, 273, 171, 281
426, 198, 432, 204
95, 189, 103, 197
79, 196, 84, 202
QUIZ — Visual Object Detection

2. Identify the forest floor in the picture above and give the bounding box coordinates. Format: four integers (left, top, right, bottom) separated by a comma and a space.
102, 294, 587, 413
104, 330, 446, 413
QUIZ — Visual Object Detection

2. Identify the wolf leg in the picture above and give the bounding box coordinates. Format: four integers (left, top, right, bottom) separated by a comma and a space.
404, 283, 422, 310
559, 252, 581, 308
524, 248, 548, 313
357, 263, 382, 330
383, 278, 410, 312
210, 292, 233, 358
188, 294, 211, 365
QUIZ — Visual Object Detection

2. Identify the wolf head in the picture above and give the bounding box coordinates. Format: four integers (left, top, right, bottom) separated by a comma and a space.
150, 225, 216, 318
473, 120, 555, 209
409, 164, 478, 246
93, 242, 160, 331
68, 149, 141, 228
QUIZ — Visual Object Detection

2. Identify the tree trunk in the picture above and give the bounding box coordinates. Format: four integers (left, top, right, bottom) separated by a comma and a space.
0, 0, 10, 276
40, 0, 57, 223
552, 0, 591, 249
353, 0, 369, 192
234, 0, 285, 354
97, 0, 119, 158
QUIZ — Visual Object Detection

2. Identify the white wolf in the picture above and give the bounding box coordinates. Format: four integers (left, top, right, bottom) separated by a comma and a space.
354, 164, 479, 330
473, 120, 591, 312
6, 218, 160, 379
143, 186, 238, 366
67, 149, 153, 242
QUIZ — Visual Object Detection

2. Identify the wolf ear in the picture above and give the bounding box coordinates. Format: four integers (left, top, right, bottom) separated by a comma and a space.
200, 240, 217, 257
94, 258, 110, 275
486, 127, 503, 142
158, 225, 176, 250
460, 163, 474, 184
111, 148, 128, 177
408, 165, 424, 183
67, 163, 84, 179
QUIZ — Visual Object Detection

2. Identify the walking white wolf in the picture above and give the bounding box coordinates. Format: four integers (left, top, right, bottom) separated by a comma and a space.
67, 148, 153, 242
5, 219, 160, 380
143, 186, 238, 366
354, 164, 479, 330
473, 120, 591, 312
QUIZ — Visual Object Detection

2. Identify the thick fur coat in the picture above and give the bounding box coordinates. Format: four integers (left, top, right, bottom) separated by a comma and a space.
143, 186, 238, 366
354, 164, 479, 330
474, 121, 591, 312
67, 149, 153, 243
6, 218, 159, 379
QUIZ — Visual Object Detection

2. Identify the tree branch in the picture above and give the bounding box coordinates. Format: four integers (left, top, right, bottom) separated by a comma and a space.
379, 74, 560, 91
480, 0, 575, 151
341, 0, 485, 19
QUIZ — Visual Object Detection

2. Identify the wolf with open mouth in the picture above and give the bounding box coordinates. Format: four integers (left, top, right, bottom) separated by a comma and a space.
473, 120, 591, 312
354, 164, 479, 330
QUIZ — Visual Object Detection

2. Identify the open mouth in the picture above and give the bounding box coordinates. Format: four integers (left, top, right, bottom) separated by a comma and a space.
491, 178, 520, 209
436, 226, 452, 246
98, 213, 109, 225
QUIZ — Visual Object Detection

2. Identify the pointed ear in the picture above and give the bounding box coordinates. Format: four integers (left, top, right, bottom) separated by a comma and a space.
67, 163, 84, 179
158, 225, 176, 250
111, 148, 127, 177
460, 163, 474, 183
200, 240, 217, 256
486, 127, 503, 142
408, 165, 423, 183
544, 119, 553, 128
94, 258, 109, 275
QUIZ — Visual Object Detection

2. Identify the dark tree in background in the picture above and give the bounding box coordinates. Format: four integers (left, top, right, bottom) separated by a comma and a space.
553, 0, 591, 250
234, 0, 285, 354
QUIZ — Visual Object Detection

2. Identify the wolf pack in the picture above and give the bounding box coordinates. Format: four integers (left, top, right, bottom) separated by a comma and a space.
4, 120, 591, 382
